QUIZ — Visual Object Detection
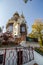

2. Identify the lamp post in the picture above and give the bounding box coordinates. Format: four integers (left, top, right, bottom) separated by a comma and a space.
2, 26, 4, 33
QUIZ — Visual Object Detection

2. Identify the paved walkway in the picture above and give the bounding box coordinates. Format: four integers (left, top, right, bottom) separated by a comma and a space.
23, 60, 36, 65
34, 51, 43, 65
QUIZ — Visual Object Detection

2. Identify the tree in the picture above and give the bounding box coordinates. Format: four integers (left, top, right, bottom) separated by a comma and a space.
32, 19, 43, 46
23, 0, 28, 3
0, 31, 15, 46
28, 32, 38, 38
23, 0, 32, 3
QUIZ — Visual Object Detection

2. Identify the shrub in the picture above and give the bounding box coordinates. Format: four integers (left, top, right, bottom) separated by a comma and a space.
35, 47, 43, 56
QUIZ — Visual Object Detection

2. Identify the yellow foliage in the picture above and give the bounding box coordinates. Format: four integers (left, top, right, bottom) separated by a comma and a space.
32, 19, 43, 46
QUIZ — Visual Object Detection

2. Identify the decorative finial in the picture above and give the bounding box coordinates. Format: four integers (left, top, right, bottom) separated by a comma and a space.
13, 11, 19, 17
21, 12, 25, 18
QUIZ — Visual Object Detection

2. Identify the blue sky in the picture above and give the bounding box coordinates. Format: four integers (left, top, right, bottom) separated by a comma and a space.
0, 0, 43, 33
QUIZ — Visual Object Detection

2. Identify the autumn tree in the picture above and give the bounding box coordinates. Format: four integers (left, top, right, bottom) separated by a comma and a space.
28, 30, 38, 38
32, 19, 43, 46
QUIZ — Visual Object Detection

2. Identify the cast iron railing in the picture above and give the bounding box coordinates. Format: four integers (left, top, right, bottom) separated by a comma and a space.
0, 47, 34, 65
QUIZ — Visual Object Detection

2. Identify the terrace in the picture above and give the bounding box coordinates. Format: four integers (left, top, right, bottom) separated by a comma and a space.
0, 46, 34, 65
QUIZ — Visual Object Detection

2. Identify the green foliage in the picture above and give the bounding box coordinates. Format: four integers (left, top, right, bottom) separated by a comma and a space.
32, 19, 43, 46
35, 47, 43, 56
0, 39, 2, 46
23, 0, 28, 3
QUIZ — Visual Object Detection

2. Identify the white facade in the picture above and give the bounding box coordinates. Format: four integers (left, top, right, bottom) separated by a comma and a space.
13, 22, 20, 37
6, 12, 27, 37
7, 25, 13, 32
